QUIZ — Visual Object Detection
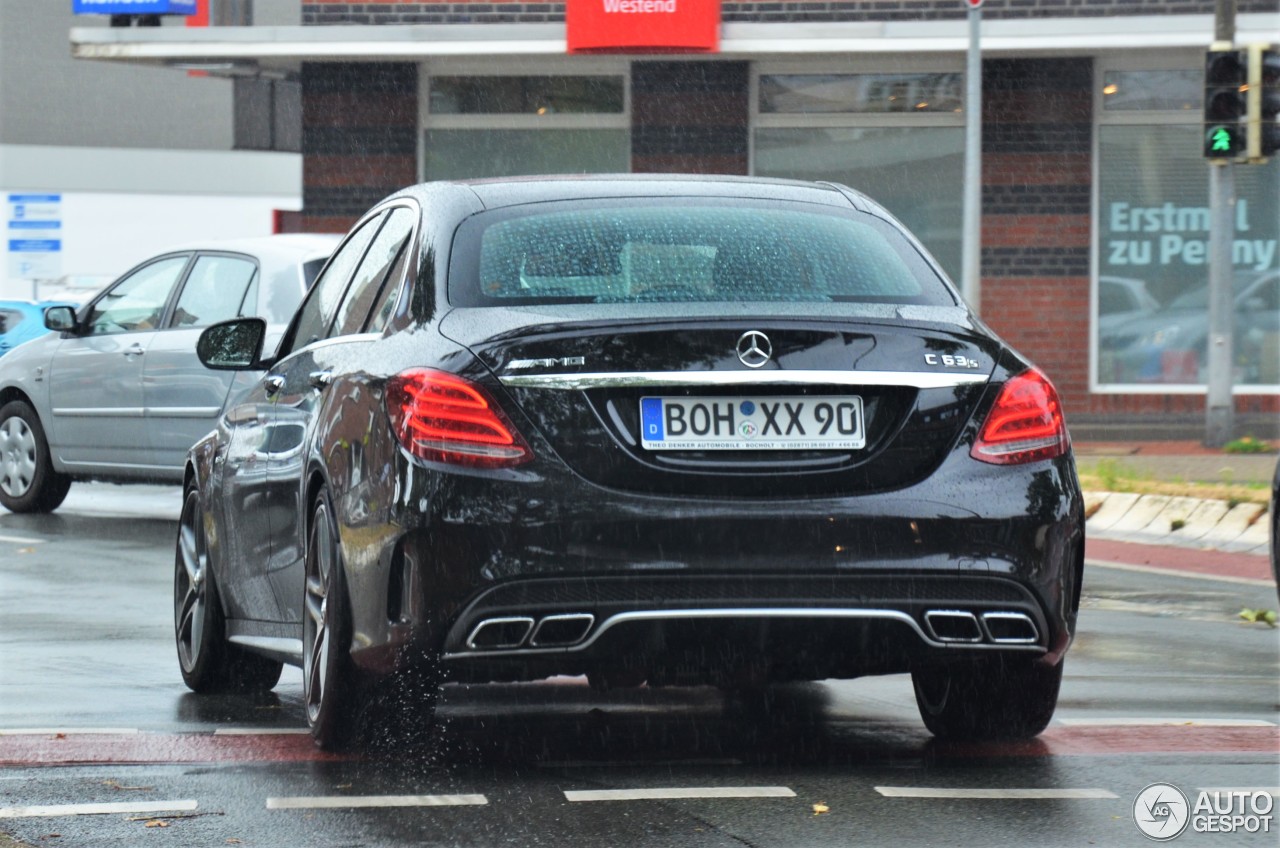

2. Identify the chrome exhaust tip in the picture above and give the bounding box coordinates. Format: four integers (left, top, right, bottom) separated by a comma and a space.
981, 611, 1040, 644
529, 613, 595, 647
466, 617, 534, 650
923, 610, 984, 643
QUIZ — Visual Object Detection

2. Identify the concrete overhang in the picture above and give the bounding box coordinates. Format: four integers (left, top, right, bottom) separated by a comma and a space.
71, 14, 1280, 76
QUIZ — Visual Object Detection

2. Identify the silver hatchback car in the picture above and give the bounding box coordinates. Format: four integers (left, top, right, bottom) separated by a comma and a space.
0, 234, 338, 513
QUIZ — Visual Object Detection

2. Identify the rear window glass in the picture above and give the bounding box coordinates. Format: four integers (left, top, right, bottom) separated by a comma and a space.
450, 202, 955, 307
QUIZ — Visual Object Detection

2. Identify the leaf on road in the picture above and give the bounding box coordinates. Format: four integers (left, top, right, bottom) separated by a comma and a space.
143, 820, 169, 828
103, 779, 154, 791
812, 802, 830, 815
1238, 608, 1279, 628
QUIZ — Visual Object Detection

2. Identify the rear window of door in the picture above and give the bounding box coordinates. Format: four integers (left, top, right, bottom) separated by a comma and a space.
168, 254, 259, 329
332, 206, 416, 337
283, 213, 384, 355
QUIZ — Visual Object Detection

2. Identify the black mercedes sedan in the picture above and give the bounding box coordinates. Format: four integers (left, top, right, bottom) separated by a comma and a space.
176, 175, 1085, 750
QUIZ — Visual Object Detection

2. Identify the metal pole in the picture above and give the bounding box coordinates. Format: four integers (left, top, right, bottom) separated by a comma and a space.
961, 4, 982, 313
1205, 0, 1236, 446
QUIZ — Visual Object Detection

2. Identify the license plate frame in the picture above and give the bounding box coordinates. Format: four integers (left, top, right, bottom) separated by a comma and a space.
639, 395, 866, 451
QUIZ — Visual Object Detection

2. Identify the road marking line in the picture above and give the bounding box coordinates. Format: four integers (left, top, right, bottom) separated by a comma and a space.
214, 728, 311, 735
266, 794, 488, 810
1086, 558, 1274, 588
539, 758, 743, 769
1058, 718, 1276, 727
0, 534, 43, 545
875, 787, 1118, 799
565, 787, 796, 802
0, 728, 140, 736
0, 800, 198, 819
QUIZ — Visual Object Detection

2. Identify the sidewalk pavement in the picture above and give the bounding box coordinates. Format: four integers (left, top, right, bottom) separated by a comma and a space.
1074, 440, 1278, 486
1075, 440, 1275, 587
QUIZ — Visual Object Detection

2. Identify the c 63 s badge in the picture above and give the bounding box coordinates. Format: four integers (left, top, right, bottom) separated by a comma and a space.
924, 353, 981, 369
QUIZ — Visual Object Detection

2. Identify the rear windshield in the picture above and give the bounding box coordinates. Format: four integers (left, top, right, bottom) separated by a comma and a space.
449, 201, 956, 307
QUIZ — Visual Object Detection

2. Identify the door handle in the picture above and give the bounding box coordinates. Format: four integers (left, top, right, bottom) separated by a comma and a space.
123, 343, 145, 357
309, 370, 333, 389
263, 374, 285, 397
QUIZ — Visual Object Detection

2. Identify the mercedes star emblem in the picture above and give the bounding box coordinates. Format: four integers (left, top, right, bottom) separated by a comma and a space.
736, 330, 772, 368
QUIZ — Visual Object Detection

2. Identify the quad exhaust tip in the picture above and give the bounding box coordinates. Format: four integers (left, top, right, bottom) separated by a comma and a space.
980, 611, 1040, 644
466, 617, 534, 650
530, 613, 595, 647
467, 613, 595, 650
924, 610, 1040, 645
923, 610, 983, 643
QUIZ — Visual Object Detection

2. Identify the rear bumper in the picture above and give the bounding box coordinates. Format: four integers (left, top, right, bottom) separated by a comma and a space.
340, 450, 1083, 683
437, 572, 1051, 684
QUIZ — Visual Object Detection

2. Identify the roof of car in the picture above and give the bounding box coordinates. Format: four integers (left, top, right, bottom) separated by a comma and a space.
159, 233, 342, 260
394, 174, 874, 214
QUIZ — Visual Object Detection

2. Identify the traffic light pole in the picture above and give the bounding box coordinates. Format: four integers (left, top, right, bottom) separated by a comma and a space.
961, 1, 982, 314
1205, 0, 1236, 447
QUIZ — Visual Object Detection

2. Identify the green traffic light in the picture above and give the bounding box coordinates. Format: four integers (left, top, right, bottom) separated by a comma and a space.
1204, 124, 1241, 157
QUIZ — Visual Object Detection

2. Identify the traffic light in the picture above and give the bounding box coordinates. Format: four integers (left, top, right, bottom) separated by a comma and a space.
1257, 47, 1279, 158
1204, 49, 1247, 158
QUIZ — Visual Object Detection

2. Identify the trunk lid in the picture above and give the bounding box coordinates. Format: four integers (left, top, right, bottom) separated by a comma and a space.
440, 305, 1000, 497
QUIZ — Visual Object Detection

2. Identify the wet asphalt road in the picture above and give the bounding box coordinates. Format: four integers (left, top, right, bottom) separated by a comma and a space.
1, 483, 1277, 847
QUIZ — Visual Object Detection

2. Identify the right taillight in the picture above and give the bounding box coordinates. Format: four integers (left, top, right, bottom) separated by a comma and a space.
970, 368, 1069, 465
385, 368, 531, 469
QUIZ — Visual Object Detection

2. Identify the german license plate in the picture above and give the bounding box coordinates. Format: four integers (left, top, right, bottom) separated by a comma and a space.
639, 395, 865, 451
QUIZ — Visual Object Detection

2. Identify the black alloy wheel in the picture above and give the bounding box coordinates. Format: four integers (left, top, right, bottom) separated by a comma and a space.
912, 656, 1063, 740
303, 491, 360, 750
175, 483, 283, 693
0, 400, 71, 514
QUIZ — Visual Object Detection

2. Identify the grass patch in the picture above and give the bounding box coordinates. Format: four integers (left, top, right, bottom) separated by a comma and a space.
1222, 436, 1277, 455
1076, 462, 1271, 505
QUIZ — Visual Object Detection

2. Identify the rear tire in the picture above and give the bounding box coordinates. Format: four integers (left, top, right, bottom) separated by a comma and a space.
175, 483, 283, 693
303, 490, 362, 750
0, 400, 71, 514
913, 656, 1062, 741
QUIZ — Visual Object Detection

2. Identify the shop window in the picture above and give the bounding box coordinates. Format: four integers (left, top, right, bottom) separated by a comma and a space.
429, 76, 624, 115
423, 128, 629, 182
753, 69, 964, 281
1096, 76, 1279, 391
421, 68, 629, 182
1100, 70, 1199, 113
759, 73, 963, 114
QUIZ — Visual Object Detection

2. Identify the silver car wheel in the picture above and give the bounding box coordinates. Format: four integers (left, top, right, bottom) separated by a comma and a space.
0, 413, 37, 498
174, 488, 207, 672
303, 500, 334, 727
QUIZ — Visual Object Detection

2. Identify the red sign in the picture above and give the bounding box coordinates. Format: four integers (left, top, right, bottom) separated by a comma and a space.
567, 0, 720, 54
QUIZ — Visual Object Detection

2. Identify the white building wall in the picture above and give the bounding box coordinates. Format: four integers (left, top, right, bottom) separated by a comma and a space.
1, 144, 301, 299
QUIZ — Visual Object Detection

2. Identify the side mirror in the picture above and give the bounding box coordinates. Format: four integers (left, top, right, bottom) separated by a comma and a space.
43, 306, 77, 332
197, 317, 268, 371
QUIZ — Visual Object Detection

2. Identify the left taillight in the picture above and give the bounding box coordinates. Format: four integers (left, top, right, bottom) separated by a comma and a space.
970, 367, 1070, 465
385, 368, 531, 469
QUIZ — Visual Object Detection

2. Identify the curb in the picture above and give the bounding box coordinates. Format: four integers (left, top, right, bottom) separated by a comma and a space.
1084, 490, 1271, 556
